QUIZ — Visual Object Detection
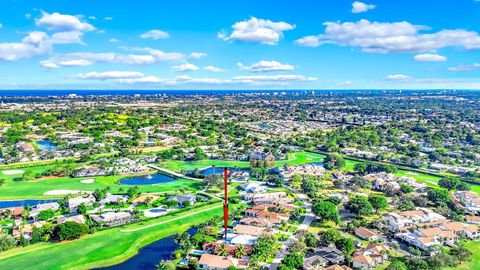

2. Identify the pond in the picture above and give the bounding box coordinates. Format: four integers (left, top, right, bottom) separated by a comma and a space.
95, 227, 198, 270
259, 124, 270, 130
198, 166, 250, 176
118, 173, 176, 185
0, 199, 58, 209
36, 140, 58, 151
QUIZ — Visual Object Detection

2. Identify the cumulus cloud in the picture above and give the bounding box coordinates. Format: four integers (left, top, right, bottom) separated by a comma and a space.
413, 53, 447, 62
108, 38, 120, 43
0, 31, 85, 62
238, 60, 294, 72
295, 19, 480, 54
171, 63, 199, 72
386, 74, 411, 81
36, 11, 95, 32
73, 71, 145, 80
140, 30, 170, 40
352, 1, 376, 13
448, 63, 480, 72
204, 66, 225, 72
219, 17, 295, 45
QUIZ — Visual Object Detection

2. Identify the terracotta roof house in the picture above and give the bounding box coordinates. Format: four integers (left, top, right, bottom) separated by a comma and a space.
198, 254, 248, 269
233, 224, 266, 236
355, 227, 380, 241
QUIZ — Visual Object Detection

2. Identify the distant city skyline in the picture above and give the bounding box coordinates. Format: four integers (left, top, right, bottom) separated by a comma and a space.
1, 0, 480, 90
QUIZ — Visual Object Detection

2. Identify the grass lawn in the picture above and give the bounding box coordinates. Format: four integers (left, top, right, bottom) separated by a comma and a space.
0, 202, 225, 270
0, 165, 203, 199
443, 241, 480, 270
158, 151, 326, 172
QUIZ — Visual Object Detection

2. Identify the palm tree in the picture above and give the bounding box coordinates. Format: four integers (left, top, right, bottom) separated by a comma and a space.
218, 244, 229, 256
156, 261, 168, 270
235, 245, 247, 258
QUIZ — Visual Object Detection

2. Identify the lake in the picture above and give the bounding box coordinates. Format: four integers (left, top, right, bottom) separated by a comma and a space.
0, 199, 58, 209
95, 227, 198, 270
118, 173, 176, 185
36, 140, 58, 151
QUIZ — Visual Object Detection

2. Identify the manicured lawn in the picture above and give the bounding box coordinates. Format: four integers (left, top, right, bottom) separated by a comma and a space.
0, 202, 225, 270
0, 166, 202, 199
158, 151, 326, 172
443, 241, 480, 270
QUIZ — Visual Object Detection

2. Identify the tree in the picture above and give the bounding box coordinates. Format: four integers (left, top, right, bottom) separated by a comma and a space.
450, 245, 472, 263
427, 189, 451, 206
346, 195, 373, 216
319, 229, 341, 245
385, 260, 407, 270
54, 221, 88, 241
368, 194, 388, 213
252, 234, 278, 262
0, 234, 16, 252
399, 183, 414, 194
291, 174, 302, 190
335, 237, 354, 255
438, 177, 461, 191
279, 252, 303, 270
235, 245, 247, 258
38, 209, 55, 220
218, 244, 229, 256
156, 261, 176, 270
77, 203, 87, 215
324, 153, 345, 170
312, 200, 340, 224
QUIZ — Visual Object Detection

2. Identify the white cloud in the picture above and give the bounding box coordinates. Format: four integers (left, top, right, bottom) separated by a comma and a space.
352, 1, 376, 13
204, 66, 224, 72
36, 11, 95, 32
448, 63, 480, 71
88, 16, 97, 20
295, 19, 480, 54
25, 13, 32, 20
413, 53, 447, 62
386, 74, 411, 81
0, 31, 84, 62
172, 63, 199, 72
219, 17, 295, 45
118, 76, 165, 84
41, 59, 93, 69
68, 71, 317, 86
73, 71, 145, 80
0, 23, 3, 29
140, 30, 170, 40
341, 80, 353, 86
189, 52, 207, 59
104, 17, 113, 21
40, 47, 187, 68
108, 38, 120, 43
238, 60, 294, 72
231, 74, 316, 83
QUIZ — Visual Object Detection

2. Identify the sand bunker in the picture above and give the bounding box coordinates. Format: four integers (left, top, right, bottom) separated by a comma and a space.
2, 169, 25, 175
44, 190, 92, 196
80, 178, 95, 184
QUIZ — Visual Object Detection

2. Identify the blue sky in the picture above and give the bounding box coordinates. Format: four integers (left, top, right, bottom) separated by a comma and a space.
1, 0, 480, 90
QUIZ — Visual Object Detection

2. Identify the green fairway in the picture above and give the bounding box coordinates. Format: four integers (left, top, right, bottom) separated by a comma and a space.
158, 151, 326, 172
0, 202, 224, 270
0, 165, 202, 199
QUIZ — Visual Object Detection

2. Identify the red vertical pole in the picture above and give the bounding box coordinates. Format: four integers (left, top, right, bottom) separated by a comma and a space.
223, 167, 229, 241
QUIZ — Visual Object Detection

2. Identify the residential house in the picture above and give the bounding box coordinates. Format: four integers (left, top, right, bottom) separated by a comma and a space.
355, 227, 380, 241
167, 194, 196, 207
92, 212, 138, 227
198, 254, 248, 269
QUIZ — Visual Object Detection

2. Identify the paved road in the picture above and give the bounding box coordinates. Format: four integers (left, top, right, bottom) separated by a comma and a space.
269, 189, 314, 270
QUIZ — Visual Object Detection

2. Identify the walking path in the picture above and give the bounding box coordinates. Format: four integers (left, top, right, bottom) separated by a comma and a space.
120, 204, 222, 232
269, 189, 314, 269
147, 164, 203, 181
